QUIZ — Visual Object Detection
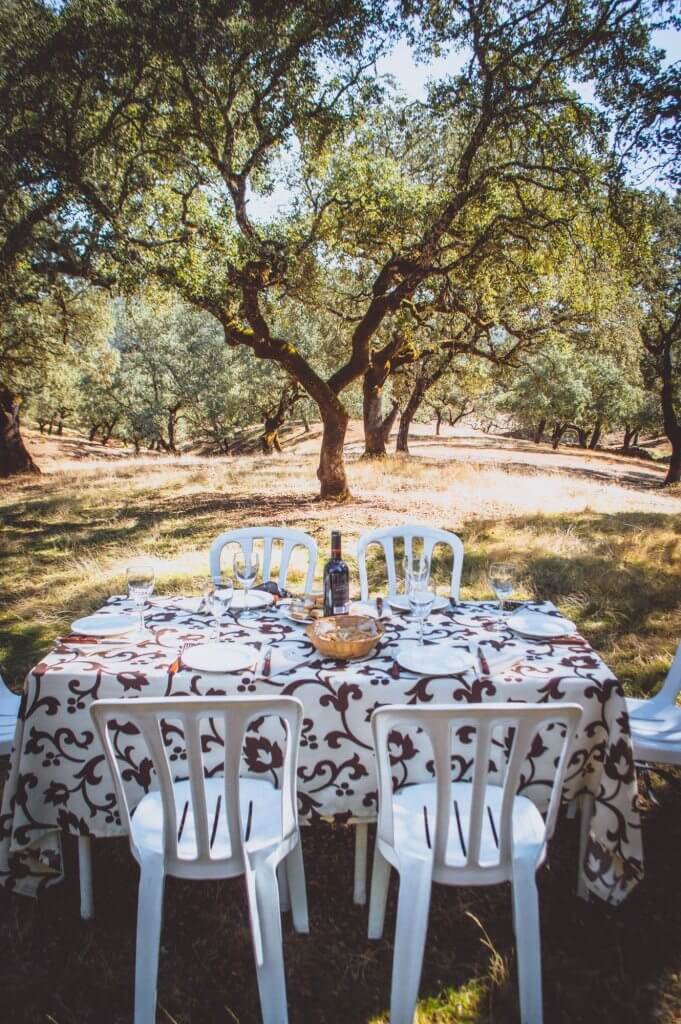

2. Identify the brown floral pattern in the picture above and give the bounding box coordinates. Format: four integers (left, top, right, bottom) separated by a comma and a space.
0, 599, 642, 904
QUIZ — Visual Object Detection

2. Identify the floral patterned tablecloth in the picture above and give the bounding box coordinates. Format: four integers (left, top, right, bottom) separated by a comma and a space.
0, 599, 642, 904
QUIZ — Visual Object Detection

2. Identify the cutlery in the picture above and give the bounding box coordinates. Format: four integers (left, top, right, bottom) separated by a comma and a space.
261, 648, 272, 677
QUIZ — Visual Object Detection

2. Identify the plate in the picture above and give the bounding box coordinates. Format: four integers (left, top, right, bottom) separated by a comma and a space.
388, 593, 450, 613
395, 642, 475, 676
506, 609, 576, 639
70, 614, 139, 637
181, 642, 257, 673
232, 590, 274, 610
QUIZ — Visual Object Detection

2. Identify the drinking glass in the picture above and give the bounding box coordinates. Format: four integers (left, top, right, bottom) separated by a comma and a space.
205, 576, 234, 640
488, 562, 517, 618
234, 551, 260, 614
126, 563, 155, 633
406, 571, 435, 646
402, 552, 430, 594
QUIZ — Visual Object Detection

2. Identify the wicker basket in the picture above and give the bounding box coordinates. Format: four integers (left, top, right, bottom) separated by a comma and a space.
306, 614, 384, 661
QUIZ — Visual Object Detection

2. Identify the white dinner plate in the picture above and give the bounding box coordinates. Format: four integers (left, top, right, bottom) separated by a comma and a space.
70, 614, 139, 637
181, 642, 257, 673
506, 609, 576, 639
232, 590, 275, 610
388, 593, 450, 613
395, 642, 475, 676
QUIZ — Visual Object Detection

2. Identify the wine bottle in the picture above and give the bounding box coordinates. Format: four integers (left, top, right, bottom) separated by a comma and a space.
323, 530, 350, 616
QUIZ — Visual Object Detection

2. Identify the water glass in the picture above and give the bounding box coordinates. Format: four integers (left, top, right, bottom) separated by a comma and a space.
234, 551, 260, 614
402, 552, 430, 592
406, 571, 435, 646
126, 563, 155, 633
489, 562, 517, 618
205, 576, 234, 640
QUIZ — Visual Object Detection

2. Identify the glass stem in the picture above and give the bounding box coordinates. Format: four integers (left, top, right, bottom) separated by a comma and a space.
419, 617, 424, 646
499, 597, 504, 619
138, 602, 145, 633
214, 618, 220, 642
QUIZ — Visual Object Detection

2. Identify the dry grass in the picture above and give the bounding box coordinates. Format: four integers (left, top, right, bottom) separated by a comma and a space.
1, 431, 681, 1023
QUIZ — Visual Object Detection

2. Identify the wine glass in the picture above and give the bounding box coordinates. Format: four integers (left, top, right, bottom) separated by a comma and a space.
234, 550, 260, 614
406, 570, 435, 646
205, 576, 234, 641
126, 563, 155, 633
488, 562, 517, 619
402, 552, 430, 596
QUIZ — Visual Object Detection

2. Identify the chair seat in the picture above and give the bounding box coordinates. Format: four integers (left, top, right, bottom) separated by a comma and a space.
626, 698, 681, 765
131, 777, 283, 865
391, 781, 546, 870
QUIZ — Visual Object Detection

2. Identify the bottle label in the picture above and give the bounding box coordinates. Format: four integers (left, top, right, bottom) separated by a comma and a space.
331, 576, 349, 613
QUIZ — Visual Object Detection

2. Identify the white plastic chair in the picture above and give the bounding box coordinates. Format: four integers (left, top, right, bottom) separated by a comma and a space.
91, 695, 309, 1024
356, 524, 464, 603
368, 702, 582, 1024
209, 527, 318, 594
352, 524, 465, 904
0, 673, 20, 757
625, 638, 681, 767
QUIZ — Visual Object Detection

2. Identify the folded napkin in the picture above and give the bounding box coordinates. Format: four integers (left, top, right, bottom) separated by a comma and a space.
475, 642, 525, 677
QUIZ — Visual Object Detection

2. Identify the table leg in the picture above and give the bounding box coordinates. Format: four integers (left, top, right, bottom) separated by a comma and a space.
577, 794, 595, 901
78, 835, 94, 920
354, 822, 369, 905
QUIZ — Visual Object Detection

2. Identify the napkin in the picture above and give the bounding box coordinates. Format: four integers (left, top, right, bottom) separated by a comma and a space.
475, 642, 525, 677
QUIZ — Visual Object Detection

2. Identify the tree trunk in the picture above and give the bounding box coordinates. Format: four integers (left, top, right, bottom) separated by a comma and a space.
262, 413, 284, 454
89, 424, 100, 442
317, 405, 350, 500
302, 411, 310, 432
0, 387, 39, 477
533, 419, 546, 444
632, 431, 640, 447
666, 434, 681, 484
167, 405, 181, 453
362, 368, 399, 457
551, 422, 566, 450
589, 420, 602, 449
435, 410, 442, 435
396, 382, 425, 454
576, 427, 588, 449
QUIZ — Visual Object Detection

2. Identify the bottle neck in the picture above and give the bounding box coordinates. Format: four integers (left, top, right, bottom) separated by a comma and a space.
331, 531, 341, 559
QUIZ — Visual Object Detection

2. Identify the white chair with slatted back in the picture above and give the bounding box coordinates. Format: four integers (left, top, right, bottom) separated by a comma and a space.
368, 702, 582, 1024
352, 524, 465, 906
0, 673, 20, 757
209, 527, 318, 594
356, 524, 464, 603
91, 695, 308, 1024
626, 637, 681, 767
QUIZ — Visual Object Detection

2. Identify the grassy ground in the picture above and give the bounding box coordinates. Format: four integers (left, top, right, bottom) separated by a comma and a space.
1, 432, 680, 1023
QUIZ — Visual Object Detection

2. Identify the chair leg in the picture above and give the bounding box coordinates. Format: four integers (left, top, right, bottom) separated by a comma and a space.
389, 859, 433, 1024
367, 846, 391, 940
277, 860, 291, 913
252, 857, 289, 1024
577, 793, 595, 901
78, 836, 94, 920
353, 822, 369, 905
134, 853, 165, 1024
285, 838, 309, 934
512, 859, 543, 1024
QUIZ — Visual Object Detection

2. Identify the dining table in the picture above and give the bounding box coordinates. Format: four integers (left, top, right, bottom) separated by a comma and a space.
0, 595, 643, 905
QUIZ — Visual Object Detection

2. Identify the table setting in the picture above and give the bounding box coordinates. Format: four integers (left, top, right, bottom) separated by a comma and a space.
0, 553, 643, 906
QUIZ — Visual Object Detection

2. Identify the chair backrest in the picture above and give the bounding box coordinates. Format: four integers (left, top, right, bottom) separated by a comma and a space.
647, 637, 681, 710
357, 525, 464, 602
91, 695, 302, 875
372, 702, 582, 882
209, 527, 317, 593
